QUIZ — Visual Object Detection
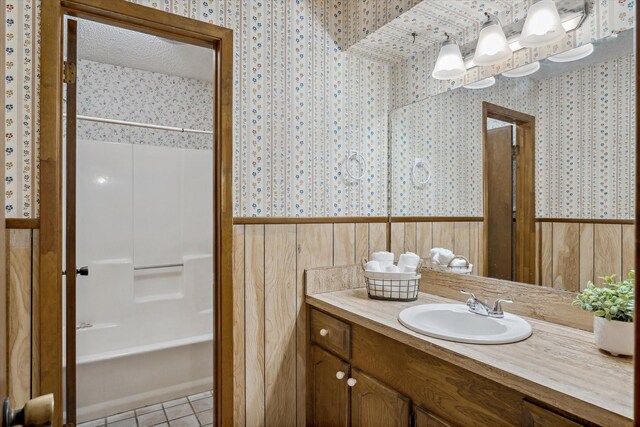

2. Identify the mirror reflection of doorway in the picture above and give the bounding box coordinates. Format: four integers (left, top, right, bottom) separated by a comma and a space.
64, 17, 215, 427
483, 102, 536, 284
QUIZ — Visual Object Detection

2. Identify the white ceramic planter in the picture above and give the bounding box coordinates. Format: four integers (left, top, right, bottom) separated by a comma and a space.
593, 316, 634, 356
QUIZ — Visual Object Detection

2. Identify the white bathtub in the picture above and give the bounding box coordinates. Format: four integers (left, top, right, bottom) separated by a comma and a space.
68, 257, 214, 422
71, 335, 212, 422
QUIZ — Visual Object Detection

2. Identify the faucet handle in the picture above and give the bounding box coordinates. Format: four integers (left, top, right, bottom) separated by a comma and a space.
492, 297, 513, 313
460, 289, 477, 301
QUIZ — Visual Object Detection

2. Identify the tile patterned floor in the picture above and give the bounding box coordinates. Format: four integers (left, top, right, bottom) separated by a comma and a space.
77, 391, 213, 427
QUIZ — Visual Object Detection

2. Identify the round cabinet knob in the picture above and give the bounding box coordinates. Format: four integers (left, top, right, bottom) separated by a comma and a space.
347, 378, 357, 387
336, 371, 346, 380
319, 328, 329, 337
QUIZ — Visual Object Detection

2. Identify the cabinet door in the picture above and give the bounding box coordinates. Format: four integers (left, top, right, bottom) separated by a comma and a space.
310, 345, 350, 427
414, 406, 452, 427
522, 401, 584, 427
350, 368, 411, 427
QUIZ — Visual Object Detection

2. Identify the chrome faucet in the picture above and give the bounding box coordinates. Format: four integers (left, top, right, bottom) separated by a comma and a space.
460, 290, 512, 318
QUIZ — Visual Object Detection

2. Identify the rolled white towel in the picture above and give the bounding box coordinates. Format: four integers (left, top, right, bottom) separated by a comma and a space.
384, 265, 400, 273
401, 265, 417, 273
370, 251, 394, 268
364, 260, 382, 272
398, 252, 420, 270
431, 248, 454, 266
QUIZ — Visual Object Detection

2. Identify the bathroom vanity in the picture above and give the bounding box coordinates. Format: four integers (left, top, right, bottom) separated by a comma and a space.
305, 267, 633, 427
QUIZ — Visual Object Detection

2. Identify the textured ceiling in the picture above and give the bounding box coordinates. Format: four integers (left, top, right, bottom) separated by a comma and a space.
76, 18, 215, 82
347, 0, 530, 63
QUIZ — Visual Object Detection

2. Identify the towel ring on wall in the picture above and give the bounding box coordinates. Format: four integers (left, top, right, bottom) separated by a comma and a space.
345, 150, 366, 181
411, 158, 432, 186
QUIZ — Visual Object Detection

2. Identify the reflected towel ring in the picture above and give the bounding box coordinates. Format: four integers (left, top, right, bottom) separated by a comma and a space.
345, 151, 366, 181
412, 158, 432, 186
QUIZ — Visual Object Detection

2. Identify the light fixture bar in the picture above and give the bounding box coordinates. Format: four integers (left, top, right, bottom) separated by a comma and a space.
460, 0, 586, 64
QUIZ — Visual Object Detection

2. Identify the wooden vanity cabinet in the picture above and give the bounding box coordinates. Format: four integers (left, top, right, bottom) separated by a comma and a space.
310, 345, 350, 427
414, 407, 452, 427
350, 368, 410, 427
310, 306, 413, 427
521, 401, 583, 427
309, 345, 411, 427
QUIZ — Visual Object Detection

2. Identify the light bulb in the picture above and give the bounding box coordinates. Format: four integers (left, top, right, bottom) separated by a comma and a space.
432, 37, 466, 80
474, 17, 511, 66
519, 0, 566, 48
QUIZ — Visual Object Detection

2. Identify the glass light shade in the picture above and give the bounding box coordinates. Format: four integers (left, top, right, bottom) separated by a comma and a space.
432, 40, 466, 80
519, 0, 566, 47
463, 77, 496, 89
548, 43, 594, 62
502, 61, 540, 78
473, 21, 512, 66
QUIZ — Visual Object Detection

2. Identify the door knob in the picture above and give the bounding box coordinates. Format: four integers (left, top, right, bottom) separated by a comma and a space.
336, 371, 345, 380
3, 394, 54, 427
347, 378, 357, 387
62, 266, 89, 277
319, 328, 329, 336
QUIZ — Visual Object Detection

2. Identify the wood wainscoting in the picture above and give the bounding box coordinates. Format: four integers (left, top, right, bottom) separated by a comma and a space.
390, 218, 635, 292
232, 220, 388, 426
5, 228, 39, 408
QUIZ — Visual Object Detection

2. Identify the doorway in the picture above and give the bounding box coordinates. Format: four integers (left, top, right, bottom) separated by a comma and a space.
64, 16, 216, 425
40, 2, 234, 426
482, 102, 536, 284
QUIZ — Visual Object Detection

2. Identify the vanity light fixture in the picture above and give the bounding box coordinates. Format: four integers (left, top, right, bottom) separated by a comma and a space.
547, 42, 594, 62
463, 77, 496, 89
519, 0, 567, 47
432, 33, 466, 80
502, 61, 540, 77
473, 13, 512, 66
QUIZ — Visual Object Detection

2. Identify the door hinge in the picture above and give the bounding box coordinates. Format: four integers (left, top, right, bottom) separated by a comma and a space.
512, 145, 520, 157
63, 61, 76, 84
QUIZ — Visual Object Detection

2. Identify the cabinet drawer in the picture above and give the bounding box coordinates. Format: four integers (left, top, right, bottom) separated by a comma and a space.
310, 308, 351, 359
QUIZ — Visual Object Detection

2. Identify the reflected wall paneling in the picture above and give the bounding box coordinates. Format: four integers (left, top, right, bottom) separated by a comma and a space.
391, 220, 634, 291
537, 222, 633, 290
390, 221, 485, 275
232, 221, 388, 425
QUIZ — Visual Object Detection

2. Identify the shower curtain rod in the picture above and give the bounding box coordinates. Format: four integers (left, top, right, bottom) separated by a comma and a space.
74, 114, 214, 135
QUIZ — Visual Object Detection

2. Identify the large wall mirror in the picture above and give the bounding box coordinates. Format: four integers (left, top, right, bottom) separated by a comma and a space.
390, 29, 635, 291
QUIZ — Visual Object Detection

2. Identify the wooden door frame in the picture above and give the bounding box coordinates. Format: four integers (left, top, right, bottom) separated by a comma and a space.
482, 102, 536, 284
40, 1, 234, 425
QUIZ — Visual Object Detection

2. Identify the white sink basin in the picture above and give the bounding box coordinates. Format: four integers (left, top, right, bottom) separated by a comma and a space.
398, 304, 532, 344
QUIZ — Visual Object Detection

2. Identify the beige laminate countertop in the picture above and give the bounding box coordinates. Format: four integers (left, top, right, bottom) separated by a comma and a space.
306, 288, 633, 426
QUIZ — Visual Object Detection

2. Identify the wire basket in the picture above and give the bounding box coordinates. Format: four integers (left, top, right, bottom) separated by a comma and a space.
429, 255, 473, 275
361, 260, 421, 301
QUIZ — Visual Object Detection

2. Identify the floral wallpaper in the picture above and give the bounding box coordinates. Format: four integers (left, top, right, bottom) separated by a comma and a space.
537, 54, 636, 219
2, 0, 391, 218
76, 59, 214, 150
3, 0, 39, 218
2, 0, 636, 218
390, 55, 637, 219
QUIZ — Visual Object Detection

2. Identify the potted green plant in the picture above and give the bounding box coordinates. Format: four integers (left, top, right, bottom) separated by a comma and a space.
573, 271, 635, 356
